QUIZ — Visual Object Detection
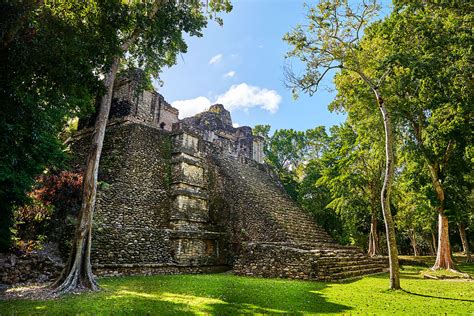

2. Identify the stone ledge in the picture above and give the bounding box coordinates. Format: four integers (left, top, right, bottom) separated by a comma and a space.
93, 264, 230, 277
171, 181, 208, 192
169, 213, 209, 223
169, 230, 225, 239
171, 177, 208, 190
171, 154, 204, 167
171, 189, 209, 200
171, 146, 202, 158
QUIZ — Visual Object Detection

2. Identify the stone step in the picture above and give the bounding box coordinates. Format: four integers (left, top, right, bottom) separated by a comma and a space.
317, 258, 382, 266
314, 246, 364, 253
221, 158, 389, 282
285, 232, 331, 238
321, 263, 386, 273
319, 253, 369, 259
325, 267, 386, 280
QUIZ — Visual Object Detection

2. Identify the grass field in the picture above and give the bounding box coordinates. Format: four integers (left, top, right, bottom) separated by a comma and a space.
0, 261, 472, 315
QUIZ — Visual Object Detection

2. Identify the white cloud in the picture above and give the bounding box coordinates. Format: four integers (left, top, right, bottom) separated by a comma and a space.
232, 123, 240, 128
171, 83, 282, 119
216, 83, 281, 114
223, 70, 236, 78
209, 54, 223, 65
171, 96, 211, 119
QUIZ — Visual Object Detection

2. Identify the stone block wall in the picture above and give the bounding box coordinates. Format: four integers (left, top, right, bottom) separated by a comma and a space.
70, 122, 230, 273
233, 242, 320, 280
70, 122, 175, 267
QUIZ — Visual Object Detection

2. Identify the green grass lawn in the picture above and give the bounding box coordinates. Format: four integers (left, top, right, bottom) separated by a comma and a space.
1, 263, 472, 315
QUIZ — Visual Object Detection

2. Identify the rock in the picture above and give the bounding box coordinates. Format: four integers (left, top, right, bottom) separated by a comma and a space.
0, 252, 64, 285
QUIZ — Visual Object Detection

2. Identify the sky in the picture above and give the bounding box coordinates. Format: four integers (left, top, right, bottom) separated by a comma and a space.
155, 0, 390, 132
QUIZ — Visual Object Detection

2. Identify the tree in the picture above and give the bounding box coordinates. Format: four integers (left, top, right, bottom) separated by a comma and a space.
284, 0, 401, 289
317, 122, 384, 255
298, 159, 345, 242
253, 124, 271, 143
259, 127, 328, 200
330, 67, 392, 256
0, 1, 116, 252
445, 146, 473, 263
52, 0, 232, 294
394, 151, 437, 256
383, 1, 473, 270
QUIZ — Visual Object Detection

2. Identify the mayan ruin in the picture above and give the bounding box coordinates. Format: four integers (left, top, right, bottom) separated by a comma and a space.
68, 76, 388, 280
2, 1, 472, 312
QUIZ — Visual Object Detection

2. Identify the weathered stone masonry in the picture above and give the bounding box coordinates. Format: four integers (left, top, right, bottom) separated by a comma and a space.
70, 77, 387, 280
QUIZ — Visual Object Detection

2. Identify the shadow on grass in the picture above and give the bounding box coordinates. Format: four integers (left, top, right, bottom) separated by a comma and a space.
456, 263, 474, 275
0, 274, 351, 315
109, 275, 351, 314
400, 255, 474, 274
402, 289, 474, 303
206, 275, 350, 314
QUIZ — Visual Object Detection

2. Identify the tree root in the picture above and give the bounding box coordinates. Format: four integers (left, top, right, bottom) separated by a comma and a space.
424, 268, 471, 280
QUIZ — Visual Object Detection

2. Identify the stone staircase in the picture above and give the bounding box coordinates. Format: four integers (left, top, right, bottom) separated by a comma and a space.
216, 156, 388, 281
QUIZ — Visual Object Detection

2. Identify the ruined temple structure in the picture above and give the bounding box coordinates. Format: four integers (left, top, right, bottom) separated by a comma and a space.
71, 76, 387, 281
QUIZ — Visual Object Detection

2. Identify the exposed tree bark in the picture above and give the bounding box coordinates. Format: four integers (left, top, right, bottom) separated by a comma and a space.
458, 222, 471, 263
52, 58, 120, 294
427, 164, 456, 270
376, 91, 401, 290
368, 212, 380, 257
433, 212, 455, 270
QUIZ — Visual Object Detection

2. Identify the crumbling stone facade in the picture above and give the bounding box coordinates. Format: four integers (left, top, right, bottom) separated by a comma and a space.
70, 78, 387, 280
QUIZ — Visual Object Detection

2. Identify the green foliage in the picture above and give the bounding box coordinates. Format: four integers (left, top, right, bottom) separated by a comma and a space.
0, 0, 232, 252
374, 3, 472, 251
297, 160, 344, 242
1, 263, 473, 314
13, 198, 53, 252
394, 150, 437, 252
384, 1, 472, 166
0, 1, 112, 251
261, 125, 356, 243
283, 0, 472, 256
261, 126, 329, 201
252, 124, 271, 139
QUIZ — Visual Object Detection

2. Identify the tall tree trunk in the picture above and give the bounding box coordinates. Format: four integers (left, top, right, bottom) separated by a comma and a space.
409, 230, 419, 256
376, 92, 401, 290
52, 58, 120, 294
458, 222, 471, 263
428, 164, 455, 270
51, 2, 163, 295
368, 212, 380, 257
433, 211, 455, 270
